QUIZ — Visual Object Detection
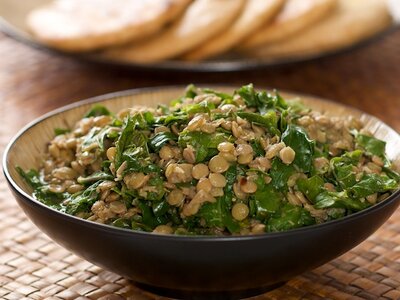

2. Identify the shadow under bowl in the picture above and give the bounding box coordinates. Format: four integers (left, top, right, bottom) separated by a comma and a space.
3, 86, 400, 298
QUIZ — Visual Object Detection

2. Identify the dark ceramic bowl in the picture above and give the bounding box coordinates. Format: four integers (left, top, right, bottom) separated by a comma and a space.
3, 86, 400, 299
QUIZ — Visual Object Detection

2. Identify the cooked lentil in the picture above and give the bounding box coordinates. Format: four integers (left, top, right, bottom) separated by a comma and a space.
167, 189, 185, 206
209, 173, 227, 188
232, 203, 250, 221
191, 163, 209, 179
18, 85, 400, 236
279, 146, 296, 165
196, 178, 212, 193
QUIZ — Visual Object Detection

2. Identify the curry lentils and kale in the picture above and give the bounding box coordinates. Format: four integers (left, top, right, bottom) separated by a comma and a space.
18, 85, 400, 235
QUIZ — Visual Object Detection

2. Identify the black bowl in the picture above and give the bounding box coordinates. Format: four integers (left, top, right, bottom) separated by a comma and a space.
3, 86, 400, 299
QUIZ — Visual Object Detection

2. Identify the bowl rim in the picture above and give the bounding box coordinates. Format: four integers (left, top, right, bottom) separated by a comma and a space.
3, 85, 400, 242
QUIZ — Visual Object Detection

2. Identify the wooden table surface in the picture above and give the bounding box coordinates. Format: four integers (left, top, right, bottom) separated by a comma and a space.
1, 29, 400, 299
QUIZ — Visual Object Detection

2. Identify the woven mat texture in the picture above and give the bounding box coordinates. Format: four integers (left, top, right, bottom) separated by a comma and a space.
1, 27, 400, 299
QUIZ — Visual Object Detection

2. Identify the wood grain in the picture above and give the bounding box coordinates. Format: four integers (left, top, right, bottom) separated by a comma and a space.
1, 28, 400, 299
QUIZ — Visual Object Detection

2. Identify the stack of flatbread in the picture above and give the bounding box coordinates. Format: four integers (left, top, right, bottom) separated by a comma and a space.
26, 0, 393, 63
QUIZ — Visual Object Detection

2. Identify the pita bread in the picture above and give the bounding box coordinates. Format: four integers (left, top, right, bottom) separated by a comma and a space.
103, 0, 245, 63
240, 0, 337, 49
183, 0, 285, 60
27, 0, 191, 52
245, 0, 392, 59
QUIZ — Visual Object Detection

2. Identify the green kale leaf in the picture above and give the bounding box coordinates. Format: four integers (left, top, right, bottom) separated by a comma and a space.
356, 134, 386, 158
270, 158, 296, 192
84, 105, 112, 118
330, 150, 363, 189
252, 177, 283, 220
297, 175, 325, 203
236, 111, 280, 136
179, 131, 231, 163
348, 173, 398, 199
281, 124, 315, 172
148, 132, 178, 152
314, 191, 369, 211
65, 181, 101, 214
267, 203, 315, 232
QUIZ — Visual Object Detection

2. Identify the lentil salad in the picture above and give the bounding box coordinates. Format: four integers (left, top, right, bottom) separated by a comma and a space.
18, 85, 400, 235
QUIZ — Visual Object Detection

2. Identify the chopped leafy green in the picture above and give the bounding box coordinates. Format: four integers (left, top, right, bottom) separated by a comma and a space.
279, 109, 289, 133
237, 84, 258, 108
159, 114, 189, 126
314, 191, 369, 211
16, 167, 65, 208
286, 98, 310, 114
383, 166, 400, 181
297, 175, 324, 203
202, 88, 232, 100
65, 181, 101, 215
16, 167, 43, 189
183, 100, 215, 115
179, 131, 230, 163
252, 178, 283, 220
185, 84, 197, 98
138, 201, 167, 229
281, 125, 315, 172
148, 132, 178, 152
348, 174, 398, 199
112, 218, 131, 229
250, 140, 265, 157
199, 166, 240, 233
356, 134, 386, 158
330, 150, 363, 189
84, 105, 111, 118
115, 115, 149, 169
54, 128, 70, 136
274, 92, 288, 110
157, 104, 169, 115
81, 126, 116, 153
267, 203, 315, 232
121, 148, 150, 175
236, 84, 287, 113
77, 171, 113, 184
326, 208, 346, 220
237, 111, 280, 136
145, 175, 166, 201
270, 158, 296, 192
152, 201, 169, 217
200, 201, 225, 229
142, 111, 155, 125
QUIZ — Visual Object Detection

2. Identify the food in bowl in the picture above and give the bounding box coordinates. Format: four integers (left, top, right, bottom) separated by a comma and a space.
18, 84, 400, 235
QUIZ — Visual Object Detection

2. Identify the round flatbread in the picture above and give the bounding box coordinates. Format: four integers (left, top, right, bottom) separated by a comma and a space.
183, 0, 285, 60
245, 0, 392, 59
240, 0, 338, 50
102, 0, 245, 63
27, 0, 191, 52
